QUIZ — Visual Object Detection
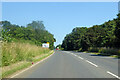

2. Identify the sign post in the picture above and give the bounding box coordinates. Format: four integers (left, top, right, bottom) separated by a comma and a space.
42, 42, 49, 48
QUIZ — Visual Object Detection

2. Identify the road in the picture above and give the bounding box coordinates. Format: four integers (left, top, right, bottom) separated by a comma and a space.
12, 50, 119, 79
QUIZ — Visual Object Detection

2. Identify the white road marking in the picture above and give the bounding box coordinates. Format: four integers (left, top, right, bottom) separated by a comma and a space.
69, 53, 98, 67
10, 52, 55, 78
107, 71, 120, 79
78, 56, 84, 60
69, 53, 84, 60
85, 60, 98, 67
71, 53, 73, 55
66, 51, 119, 79
74, 55, 77, 56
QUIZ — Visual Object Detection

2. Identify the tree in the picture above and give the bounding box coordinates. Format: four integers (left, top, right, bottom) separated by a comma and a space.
62, 13, 118, 51
114, 13, 120, 48
1, 20, 55, 49
115, 13, 120, 39
27, 21, 45, 30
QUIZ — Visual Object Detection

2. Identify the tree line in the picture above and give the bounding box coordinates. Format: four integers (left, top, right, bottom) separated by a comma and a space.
0, 20, 56, 49
61, 13, 120, 52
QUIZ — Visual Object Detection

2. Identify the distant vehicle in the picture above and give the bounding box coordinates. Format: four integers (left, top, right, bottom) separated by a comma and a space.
56, 47, 59, 50
56, 48, 59, 50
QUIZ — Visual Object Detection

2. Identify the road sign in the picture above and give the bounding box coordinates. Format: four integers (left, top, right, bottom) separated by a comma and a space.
42, 43, 49, 48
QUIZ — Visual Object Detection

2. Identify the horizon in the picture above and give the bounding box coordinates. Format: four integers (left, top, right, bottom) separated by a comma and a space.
2, 2, 118, 46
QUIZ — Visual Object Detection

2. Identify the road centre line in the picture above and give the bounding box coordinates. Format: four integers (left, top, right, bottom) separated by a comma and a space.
74, 55, 77, 56
68, 52, 98, 68
85, 60, 98, 67
68, 52, 119, 79
78, 56, 84, 60
107, 71, 120, 79
68, 52, 84, 60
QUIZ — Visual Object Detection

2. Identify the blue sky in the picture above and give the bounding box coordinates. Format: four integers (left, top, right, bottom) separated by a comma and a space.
2, 2, 118, 46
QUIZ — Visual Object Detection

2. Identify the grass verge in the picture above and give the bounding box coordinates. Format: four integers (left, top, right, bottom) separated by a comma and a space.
1, 41, 54, 78
2, 50, 53, 78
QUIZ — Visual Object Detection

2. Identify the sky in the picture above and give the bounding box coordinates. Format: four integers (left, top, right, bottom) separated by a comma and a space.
2, 2, 118, 46
1, 0, 120, 2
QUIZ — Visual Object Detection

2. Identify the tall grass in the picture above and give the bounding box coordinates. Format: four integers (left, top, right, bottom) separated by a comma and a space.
2, 42, 50, 67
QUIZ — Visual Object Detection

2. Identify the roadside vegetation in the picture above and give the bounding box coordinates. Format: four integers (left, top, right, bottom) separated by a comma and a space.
0, 20, 55, 78
2, 42, 51, 67
2, 42, 53, 77
61, 13, 120, 58
88, 47, 120, 57
1, 20, 56, 49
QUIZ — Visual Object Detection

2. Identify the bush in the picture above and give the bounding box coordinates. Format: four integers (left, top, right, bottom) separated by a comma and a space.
87, 47, 120, 56
78, 48, 83, 52
117, 50, 120, 58
88, 47, 99, 52
99, 48, 118, 55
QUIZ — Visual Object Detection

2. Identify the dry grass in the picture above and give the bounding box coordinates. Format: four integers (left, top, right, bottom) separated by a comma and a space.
1, 42, 53, 78
2, 42, 50, 66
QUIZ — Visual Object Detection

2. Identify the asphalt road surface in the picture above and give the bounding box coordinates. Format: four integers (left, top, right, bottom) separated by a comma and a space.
12, 50, 119, 78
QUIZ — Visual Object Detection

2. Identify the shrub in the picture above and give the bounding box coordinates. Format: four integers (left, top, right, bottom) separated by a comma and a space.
87, 47, 120, 56
99, 48, 118, 55
118, 50, 120, 58
78, 48, 82, 52
88, 47, 99, 52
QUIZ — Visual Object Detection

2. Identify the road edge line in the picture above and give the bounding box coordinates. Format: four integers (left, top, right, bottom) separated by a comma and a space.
10, 51, 55, 78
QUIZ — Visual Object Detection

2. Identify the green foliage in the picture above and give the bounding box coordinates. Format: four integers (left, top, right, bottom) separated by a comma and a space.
114, 13, 120, 48
88, 47, 119, 56
2, 51, 53, 78
88, 47, 99, 53
118, 50, 120, 58
2, 62, 31, 78
62, 27, 88, 51
115, 14, 120, 39
27, 21, 45, 30
1, 20, 55, 49
99, 48, 118, 56
2, 42, 50, 67
56, 44, 62, 50
62, 13, 120, 55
